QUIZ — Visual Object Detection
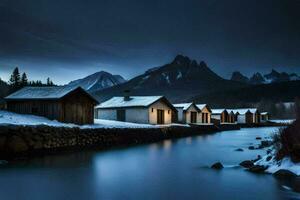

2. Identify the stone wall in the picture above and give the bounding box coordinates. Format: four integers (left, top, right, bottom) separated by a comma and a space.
0, 125, 219, 160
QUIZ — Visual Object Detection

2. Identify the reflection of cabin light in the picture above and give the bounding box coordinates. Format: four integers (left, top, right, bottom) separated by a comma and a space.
151, 108, 154, 112
163, 140, 172, 150
186, 137, 192, 144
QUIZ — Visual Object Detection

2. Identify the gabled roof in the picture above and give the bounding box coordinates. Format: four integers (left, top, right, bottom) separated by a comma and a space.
5, 86, 98, 103
173, 102, 200, 112
96, 96, 177, 111
211, 109, 227, 114
229, 108, 258, 115
196, 104, 211, 113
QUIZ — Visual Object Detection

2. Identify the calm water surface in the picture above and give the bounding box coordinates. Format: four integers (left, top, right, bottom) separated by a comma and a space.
0, 127, 299, 200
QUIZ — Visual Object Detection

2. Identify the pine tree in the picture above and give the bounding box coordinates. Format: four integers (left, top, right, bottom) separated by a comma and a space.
9, 67, 21, 87
46, 77, 54, 86
21, 73, 28, 87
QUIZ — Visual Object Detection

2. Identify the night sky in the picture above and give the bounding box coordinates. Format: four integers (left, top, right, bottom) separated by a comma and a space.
0, 0, 300, 84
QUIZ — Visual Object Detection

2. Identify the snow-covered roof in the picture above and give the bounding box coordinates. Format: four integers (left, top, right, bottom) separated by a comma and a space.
211, 109, 227, 114
96, 96, 176, 110
196, 104, 210, 110
229, 108, 258, 115
173, 103, 199, 111
5, 86, 98, 102
226, 109, 238, 114
261, 112, 268, 115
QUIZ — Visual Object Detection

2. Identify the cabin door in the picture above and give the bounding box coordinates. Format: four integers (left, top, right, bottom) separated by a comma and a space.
190, 112, 197, 123
157, 109, 165, 124
202, 113, 208, 123
117, 109, 126, 121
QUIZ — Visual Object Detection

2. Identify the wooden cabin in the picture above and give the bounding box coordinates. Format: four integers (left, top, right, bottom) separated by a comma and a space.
260, 112, 269, 123
173, 103, 201, 124
230, 108, 260, 124
228, 111, 236, 123
95, 96, 177, 125
211, 109, 230, 124
5, 86, 98, 125
227, 109, 239, 123
196, 104, 212, 124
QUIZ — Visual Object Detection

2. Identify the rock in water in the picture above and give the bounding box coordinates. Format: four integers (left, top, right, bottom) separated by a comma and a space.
211, 162, 224, 169
259, 140, 273, 148
248, 165, 267, 173
266, 156, 272, 161
273, 170, 297, 179
239, 160, 254, 168
256, 137, 262, 140
235, 148, 244, 152
248, 146, 255, 150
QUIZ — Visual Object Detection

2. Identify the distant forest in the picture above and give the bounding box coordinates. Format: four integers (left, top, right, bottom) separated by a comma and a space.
0, 67, 55, 99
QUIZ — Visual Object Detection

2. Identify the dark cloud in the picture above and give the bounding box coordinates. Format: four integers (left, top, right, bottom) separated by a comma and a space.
0, 0, 299, 83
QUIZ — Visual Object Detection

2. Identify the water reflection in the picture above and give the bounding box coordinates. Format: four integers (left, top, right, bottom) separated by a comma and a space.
0, 127, 296, 200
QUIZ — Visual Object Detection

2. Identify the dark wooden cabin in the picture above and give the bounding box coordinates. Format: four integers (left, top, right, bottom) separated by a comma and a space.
5, 86, 99, 125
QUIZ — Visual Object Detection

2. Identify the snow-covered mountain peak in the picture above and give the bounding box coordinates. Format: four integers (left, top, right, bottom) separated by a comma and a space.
68, 71, 126, 92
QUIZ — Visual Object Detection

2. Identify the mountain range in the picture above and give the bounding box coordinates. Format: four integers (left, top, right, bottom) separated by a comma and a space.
92, 55, 245, 102
231, 70, 300, 85
67, 71, 126, 92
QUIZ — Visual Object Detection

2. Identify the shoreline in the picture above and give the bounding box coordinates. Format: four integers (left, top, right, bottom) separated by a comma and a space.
0, 122, 285, 161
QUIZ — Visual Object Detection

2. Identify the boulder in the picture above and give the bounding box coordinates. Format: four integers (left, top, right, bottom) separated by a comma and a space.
211, 162, 224, 169
248, 146, 255, 150
259, 140, 273, 148
235, 148, 244, 152
266, 156, 272, 161
256, 137, 262, 140
239, 160, 254, 168
248, 165, 267, 173
273, 169, 297, 179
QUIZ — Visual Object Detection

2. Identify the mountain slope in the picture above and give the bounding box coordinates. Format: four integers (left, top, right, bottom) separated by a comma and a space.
231, 71, 249, 83
93, 55, 245, 102
68, 71, 126, 92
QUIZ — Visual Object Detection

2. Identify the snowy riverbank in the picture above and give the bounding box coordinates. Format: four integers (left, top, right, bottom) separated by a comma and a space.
255, 154, 300, 176
0, 110, 189, 129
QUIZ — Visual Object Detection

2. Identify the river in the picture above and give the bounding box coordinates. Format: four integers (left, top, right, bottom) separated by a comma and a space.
0, 127, 299, 200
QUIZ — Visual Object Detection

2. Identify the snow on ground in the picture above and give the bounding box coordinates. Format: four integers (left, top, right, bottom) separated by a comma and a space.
0, 110, 189, 129
269, 119, 295, 124
255, 154, 300, 175
0, 110, 75, 128
90, 119, 157, 129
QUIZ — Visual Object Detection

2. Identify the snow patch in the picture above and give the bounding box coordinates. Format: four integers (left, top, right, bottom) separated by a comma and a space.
0, 110, 75, 127
176, 71, 182, 79
162, 73, 170, 84
269, 119, 295, 124
255, 154, 300, 175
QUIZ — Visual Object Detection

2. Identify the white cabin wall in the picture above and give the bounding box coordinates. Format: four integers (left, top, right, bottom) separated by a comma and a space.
176, 108, 184, 123
97, 109, 117, 120
148, 100, 172, 124
125, 108, 149, 124
211, 114, 221, 120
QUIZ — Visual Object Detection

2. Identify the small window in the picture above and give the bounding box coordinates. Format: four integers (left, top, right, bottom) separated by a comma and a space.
168, 110, 170, 114
151, 108, 154, 112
